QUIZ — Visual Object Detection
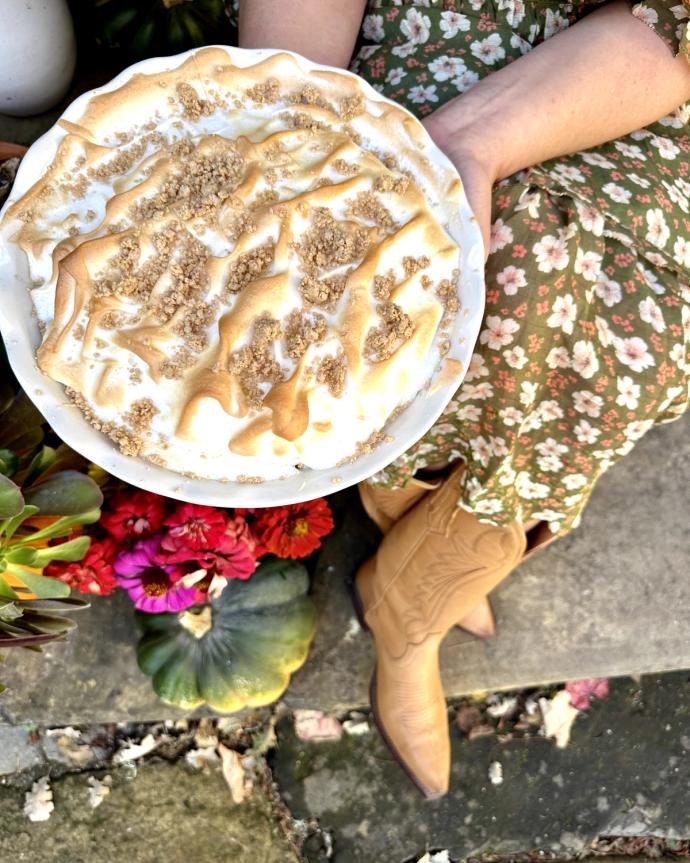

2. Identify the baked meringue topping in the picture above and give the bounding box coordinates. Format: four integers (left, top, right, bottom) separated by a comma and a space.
1, 48, 464, 482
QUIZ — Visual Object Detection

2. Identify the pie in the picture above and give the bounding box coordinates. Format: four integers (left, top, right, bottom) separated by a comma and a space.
0, 48, 464, 482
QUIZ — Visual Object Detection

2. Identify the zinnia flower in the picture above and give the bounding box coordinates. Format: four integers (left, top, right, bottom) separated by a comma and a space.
45, 537, 119, 596
114, 536, 197, 613
565, 678, 609, 710
160, 503, 228, 552
253, 499, 334, 559
100, 490, 167, 542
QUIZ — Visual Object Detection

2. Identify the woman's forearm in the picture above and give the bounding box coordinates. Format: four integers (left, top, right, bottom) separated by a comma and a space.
239, 0, 367, 68
430, 0, 690, 181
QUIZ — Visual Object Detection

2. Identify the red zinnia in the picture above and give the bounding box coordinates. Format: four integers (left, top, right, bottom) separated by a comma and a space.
161, 503, 228, 552
100, 490, 167, 542
156, 516, 258, 583
45, 537, 119, 596
253, 499, 334, 559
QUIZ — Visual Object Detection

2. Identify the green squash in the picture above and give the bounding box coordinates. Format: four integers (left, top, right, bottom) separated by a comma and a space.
91, 0, 237, 61
136, 557, 317, 712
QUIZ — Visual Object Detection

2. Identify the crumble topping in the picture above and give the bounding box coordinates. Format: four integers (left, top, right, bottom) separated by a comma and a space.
363, 302, 414, 363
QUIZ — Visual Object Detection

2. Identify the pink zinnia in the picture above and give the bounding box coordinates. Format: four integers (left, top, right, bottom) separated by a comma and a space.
114, 536, 197, 613
161, 503, 228, 552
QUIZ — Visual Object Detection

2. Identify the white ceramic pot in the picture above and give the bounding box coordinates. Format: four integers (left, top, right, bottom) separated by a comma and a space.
0, 0, 77, 117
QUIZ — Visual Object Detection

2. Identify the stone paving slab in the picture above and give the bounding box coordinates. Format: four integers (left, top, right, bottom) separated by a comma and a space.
0, 760, 298, 863
1, 417, 688, 724
272, 673, 690, 863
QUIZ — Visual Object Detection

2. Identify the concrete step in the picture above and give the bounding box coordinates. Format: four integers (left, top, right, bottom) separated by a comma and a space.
0, 416, 688, 726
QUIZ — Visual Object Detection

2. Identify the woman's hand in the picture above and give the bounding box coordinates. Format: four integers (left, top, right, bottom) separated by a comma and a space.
423, 110, 496, 262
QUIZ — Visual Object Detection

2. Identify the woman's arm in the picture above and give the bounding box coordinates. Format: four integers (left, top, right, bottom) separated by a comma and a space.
239, 0, 367, 68
425, 0, 690, 254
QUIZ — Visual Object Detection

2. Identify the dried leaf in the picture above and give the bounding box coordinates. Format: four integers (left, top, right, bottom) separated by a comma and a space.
185, 747, 221, 772
488, 760, 503, 785
194, 718, 219, 750
87, 775, 112, 809
486, 696, 518, 719
24, 776, 54, 822
113, 733, 163, 763
294, 710, 343, 742
456, 705, 482, 733
218, 743, 249, 803
540, 690, 580, 748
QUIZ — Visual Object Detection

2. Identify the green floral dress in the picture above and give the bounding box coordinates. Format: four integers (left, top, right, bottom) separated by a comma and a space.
351, 0, 690, 534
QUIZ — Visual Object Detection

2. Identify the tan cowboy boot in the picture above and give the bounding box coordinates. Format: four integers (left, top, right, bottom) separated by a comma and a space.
358, 476, 497, 639
355, 465, 526, 798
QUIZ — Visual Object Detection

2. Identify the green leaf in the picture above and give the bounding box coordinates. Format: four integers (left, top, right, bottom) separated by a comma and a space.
4, 547, 38, 567
0, 474, 24, 519
22, 446, 57, 485
1, 505, 40, 542
0, 449, 18, 478
0, 392, 45, 451
13, 536, 91, 566
0, 576, 18, 600
13, 508, 100, 545
4, 568, 70, 599
0, 601, 22, 623
23, 471, 103, 516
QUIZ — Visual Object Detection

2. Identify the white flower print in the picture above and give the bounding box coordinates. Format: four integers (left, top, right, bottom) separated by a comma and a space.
470, 33, 506, 66
499, 406, 523, 426
574, 248, 603, 283
370, 83, 385, 93
673, 236, 690, 268
533, 234, 569, 273
439, 10, 470, 38
616, 375, 641, 409
473, 498, 504, 515
496, 265, 527, 296
391, 42, 416, 58
515, 189, 541, 217
479, 316, 520, 350
469, 435, 492, 467
669, 343, 687, 369
400, 8, 431, 44
362, 14, 385, 42
537, 400, 564, 422
624, 419, 654, 441
429, 55, 466, 82
571, 340, 599, 379
503, 345, 528, 369
638, 297, 666, 333
490, 219, 514, 253
574, 419, 601, 444
546, 293, 577, 334
520, 381, 538, 407
451, 70, 480, 93
409, 84, 438, 104
562, 474, 588, 491
664, 181, 688, 213
575, 202, 604, 236
632, 4, 659, 26
490, 436, 509, 458
602, 182, 632, 204
615, 336, 655, 373
614, 141, 646, 160
645, 208, 670, 249
515, 471, 550, 500
458, 381, 494, 402
520, 412, 543, 433
581, 152, 616, 169
385, 67, 407, 86
650, 135, 680, 160
555, 164, 586, 183
497, 465, 517, 487
594, 275, 622, 307
544, 8, 569, 38
546, 346, 570, 369
465, 353, 489, 382
536, 438, 569, 458
670, 4, 689, 20
628, 172, 652, 189
573, 390, 603, 417
500, 0, 526, 26
457, 404, 482, 422
563, 495, 583, 508
537, 454, 564, 472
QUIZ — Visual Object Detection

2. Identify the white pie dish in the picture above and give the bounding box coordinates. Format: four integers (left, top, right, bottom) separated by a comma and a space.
0, 45, 485, 506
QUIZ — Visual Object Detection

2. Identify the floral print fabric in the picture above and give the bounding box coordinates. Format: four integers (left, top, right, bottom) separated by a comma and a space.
352, 0, 690, 534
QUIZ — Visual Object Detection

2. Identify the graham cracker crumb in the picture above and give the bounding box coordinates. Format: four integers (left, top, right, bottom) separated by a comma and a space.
236, 475, 265, 484
280, 111, 327, 133
123, 398, 158, 432
403, 256, 431, 277
346, 191, 395, 229
176, 82, 214, 121
333, 159, 359, 176
374, 173, 410, 195
224, 241, 274, 296
65, 387, 143, 457
129, 366, 143, 384
298, 273, 347, 312
283, 309, 327, 359
373, 271, 395, 301
296, 208, 369, 273
159, 346, 196, 380
316, 352, 347, 398
364, 302, 414, 363
339, 93, 364, 121
247, 78, 280, 104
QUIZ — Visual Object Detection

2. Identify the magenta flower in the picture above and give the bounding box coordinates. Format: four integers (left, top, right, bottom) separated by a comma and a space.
565, 678, 610, 710
114, 536, 198, 613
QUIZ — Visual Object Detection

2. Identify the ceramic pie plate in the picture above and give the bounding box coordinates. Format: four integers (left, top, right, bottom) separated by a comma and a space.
0, 45, 485, 506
